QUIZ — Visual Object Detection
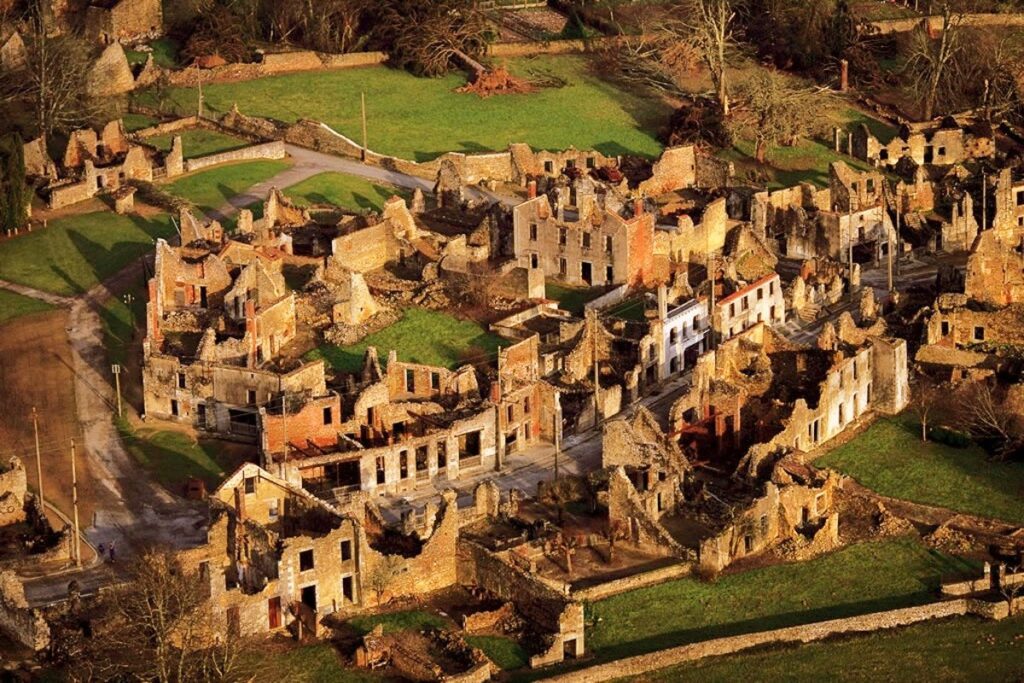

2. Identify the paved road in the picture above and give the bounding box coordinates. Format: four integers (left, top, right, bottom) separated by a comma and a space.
0, 268, 207, 607
207, 144, 517, 221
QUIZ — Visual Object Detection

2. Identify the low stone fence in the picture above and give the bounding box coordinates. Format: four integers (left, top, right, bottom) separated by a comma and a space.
541, 600, 975, 682
583, 284, 630, 314
571, 561, 691, 602
869, 13, 1024, 34
183, 140, 286, 173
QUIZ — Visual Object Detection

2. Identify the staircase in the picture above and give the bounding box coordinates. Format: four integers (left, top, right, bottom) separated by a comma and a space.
798, 303, 821, 323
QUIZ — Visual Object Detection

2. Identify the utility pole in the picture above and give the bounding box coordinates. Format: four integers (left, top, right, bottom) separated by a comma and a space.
31, 408, 44, 513
360, 92, 368, 162
282, 392, 289, 466
553, 409, 560, 482
707, 225, 716, 350
196, 62, 204, 119
112, 364, 123, 418
592, 314, 601, 428
886, 184, 894, 292
71, 439, 81, 568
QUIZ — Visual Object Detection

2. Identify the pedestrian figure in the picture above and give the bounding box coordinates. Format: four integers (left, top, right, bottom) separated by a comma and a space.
108, 541, 116, 563
97, 543, 105, 558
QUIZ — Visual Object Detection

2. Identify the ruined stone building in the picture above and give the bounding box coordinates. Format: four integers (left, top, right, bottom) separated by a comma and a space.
142, 236, 327, 439
512, 186, 655, 288
850, 116, 995, 169
714, 272, 786, 341
656, 285, 709, 377
963, 230, 1024, 307
753, 163, 898, 263
182, 463, 459, 639
84, 0, 162, 44
991, 166, 1024, 245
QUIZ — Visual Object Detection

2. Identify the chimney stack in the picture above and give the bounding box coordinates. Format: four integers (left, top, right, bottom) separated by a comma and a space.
634, 198, 644, 217
528, 180, 537, 199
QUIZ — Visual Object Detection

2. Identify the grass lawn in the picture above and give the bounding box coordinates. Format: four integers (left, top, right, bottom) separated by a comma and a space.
125, 38, 180, 69
587, 538, 975, 662
137, 55, 669, 161
347, 610, 449, 636
818, 416, 1024, 524
0, 212, 175, 296
0, 290, 54, 325
636, 614, 1024, 682
284, 172, 408, 212
98, 280, 148, 367
605, 296, 648, 321
144, 129, 250, 160
545, 282, 609, 316
307, 308, 508, 373
122, 113, 158, 132
245, 643, 395, 683
117, 418, 250, 492
163, 159, 292, 214
466, 635, 529, 670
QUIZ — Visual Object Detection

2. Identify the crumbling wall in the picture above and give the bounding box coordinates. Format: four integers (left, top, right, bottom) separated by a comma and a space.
0, 458, 28, 527
85, 42, 135, 96
637, 145, 696, 196
184, 140, 286, 173
0, 571, 49, 651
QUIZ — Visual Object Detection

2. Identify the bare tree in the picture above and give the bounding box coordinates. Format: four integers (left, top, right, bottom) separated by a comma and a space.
367, 555, 403, 606
17, 10, 102, 139
731, 70, 831, 163
685, 0, 737, 115
73, 549, 221, 683
601, 519, 629, 565
905, 3, 964, 120
956, 382, 1023, 461
910, 375, 944, 442
999, 565, 1024, 616
376, 0, 489, 77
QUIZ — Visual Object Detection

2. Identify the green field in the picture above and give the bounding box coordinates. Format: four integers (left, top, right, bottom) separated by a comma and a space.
0, 290, 54, 324
587, 539, 975, 662
144, 129, 250, 160
245, 643, 395, 683
125, 38, 180, 69
307, 308, 507, 373
818, 416, 1024, 524
164, 159, 292, 214
636, 615, 1024, 682
116, 418, 249, 492
545, 282, 609, 316
122, 113, 158, 132
0, 212, 175, 296
348, 610, 449, 636
137, 55, 670, 161
284, 172, 408, 212
466, 635, 530, 671
98, 281, 148, 367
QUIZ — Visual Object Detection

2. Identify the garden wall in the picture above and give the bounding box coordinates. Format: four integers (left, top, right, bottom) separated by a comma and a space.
869, 13, 1024, 35
571, 561, 691, 602
183, 140, 286, 173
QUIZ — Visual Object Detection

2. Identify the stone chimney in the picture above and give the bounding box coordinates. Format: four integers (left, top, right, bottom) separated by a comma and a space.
634, 198, 644, 217
147, 278, 162, 343
245, 299, 258, 367
528, 180, 537, 199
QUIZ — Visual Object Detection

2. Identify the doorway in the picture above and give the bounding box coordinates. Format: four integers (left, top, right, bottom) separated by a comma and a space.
268, 596, 281, 629
581, 262, 592, 285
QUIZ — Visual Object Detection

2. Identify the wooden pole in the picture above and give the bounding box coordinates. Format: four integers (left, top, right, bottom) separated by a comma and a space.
32, 408, 44, 513
360, 92, 368, 161
592, 316, 601, 427
113, 365, 122, 418
71, 439, 81, 568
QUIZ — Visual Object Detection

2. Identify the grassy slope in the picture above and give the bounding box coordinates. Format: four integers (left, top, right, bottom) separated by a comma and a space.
636, 615, 1024, 683
818, 416, 1024, 524
144, 129, 250, 160
116, 418, 249, 492
0, 212, 175, 296
285, 172, 408, 212
0, 290, 54, 324
164, 159, 292, 214
308, 308, 507, 373
138, 55, 669, 161
587, 538, 975, 661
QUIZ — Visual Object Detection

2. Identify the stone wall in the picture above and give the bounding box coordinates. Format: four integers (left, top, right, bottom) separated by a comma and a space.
869, 13, 1024, 35
0, 457, 28, 527
0, 571, 49, 651
183, 140, 286, 173
571, 561, 690, 602
541, 600, 974, 682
